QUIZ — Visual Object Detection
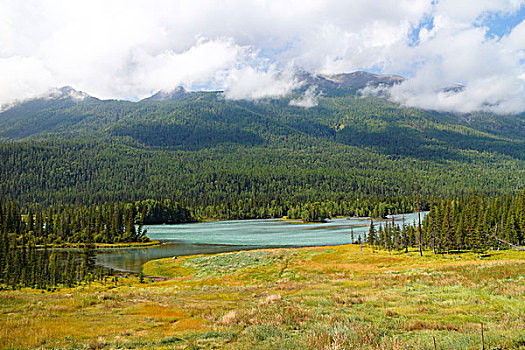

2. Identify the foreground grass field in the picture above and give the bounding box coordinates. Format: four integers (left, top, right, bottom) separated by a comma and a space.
1, 244, 524, 349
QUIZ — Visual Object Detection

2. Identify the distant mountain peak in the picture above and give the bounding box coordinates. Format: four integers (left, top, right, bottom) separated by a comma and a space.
317, 71, 404, 89
442, 83, 465, 94
44, 86, 92, 101
142, 86, 193, 101
292, 70, 405, 98
0, 86, 93, 113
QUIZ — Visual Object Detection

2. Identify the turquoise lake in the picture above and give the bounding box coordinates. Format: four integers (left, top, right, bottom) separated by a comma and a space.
96, 212, 427, 273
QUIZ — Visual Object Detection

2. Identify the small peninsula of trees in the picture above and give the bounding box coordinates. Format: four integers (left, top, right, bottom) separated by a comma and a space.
0, 198, 193, 290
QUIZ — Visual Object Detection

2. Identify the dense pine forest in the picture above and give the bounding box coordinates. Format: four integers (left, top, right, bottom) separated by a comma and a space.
0, 198, 195, 289
422, 190, 525, 253
0, 82, 523, 209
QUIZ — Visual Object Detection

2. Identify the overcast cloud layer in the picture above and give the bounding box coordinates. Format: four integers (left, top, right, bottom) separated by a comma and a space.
1, 0, 524, 113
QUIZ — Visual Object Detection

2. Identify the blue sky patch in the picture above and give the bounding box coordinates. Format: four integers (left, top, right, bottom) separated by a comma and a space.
408, 15, 435, 47
477, 5, 525, 38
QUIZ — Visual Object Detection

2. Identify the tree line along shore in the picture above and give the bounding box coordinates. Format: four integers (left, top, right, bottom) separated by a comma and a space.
0, 190, 524, 290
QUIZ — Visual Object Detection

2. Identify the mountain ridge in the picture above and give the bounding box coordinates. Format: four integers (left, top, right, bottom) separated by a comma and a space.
0, 72, 523, 148
1, 70, 407, 109
0, 75, 523, 206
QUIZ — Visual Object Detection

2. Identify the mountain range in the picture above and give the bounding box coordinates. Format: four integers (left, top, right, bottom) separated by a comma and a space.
0, 71, 523, 206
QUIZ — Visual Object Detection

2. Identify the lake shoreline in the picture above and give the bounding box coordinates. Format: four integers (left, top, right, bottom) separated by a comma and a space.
93, 211, 428, 273
41, 240, 163, 250
191, 211, 422, 225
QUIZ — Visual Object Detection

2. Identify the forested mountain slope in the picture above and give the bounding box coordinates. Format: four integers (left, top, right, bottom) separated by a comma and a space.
1, 72, 524, 210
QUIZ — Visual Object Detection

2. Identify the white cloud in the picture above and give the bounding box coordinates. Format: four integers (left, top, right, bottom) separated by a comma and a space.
387, 2, 525, 114
0, 56, 53, 107
223, 65, 301, 100
433, 0, 523, 22
289, 86, 319, 108
133, 38, 247, 98
0, 0, 524, 113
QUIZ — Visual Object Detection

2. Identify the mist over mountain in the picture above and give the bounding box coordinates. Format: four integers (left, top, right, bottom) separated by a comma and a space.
0, 70, 523, 146
139, 71, 407, 102
141, 86, 196, 102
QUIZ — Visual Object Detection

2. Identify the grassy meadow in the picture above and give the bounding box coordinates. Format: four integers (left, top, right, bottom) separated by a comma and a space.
1, 244, 524, 349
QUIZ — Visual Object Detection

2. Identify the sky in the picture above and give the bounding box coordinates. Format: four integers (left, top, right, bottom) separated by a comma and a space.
0, 0, 524, 114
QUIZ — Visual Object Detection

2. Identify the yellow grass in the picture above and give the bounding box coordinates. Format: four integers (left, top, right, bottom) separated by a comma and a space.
1, 244, 524, 349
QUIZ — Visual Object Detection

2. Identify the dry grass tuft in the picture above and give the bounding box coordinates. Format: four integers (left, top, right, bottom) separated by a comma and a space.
221, 310, 237, 325
385, 309, 395, 317
260, 293, 282, 305
87, 337, 106, 350
402, 320, 459, 331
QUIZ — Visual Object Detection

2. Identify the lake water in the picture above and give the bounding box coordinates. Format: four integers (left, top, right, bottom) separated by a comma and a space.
97, 212, 427, 273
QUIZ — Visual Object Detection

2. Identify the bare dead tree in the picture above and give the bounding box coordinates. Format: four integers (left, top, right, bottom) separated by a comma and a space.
489, 224, 525, 251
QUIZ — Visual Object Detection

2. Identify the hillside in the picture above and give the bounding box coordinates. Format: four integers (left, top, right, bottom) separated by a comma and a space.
0, 72, 524, 209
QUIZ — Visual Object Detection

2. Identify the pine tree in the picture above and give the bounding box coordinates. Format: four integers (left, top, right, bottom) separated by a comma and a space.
402, 218, 408, 253
124, 206, 136, 242
35, 211, 43, 237
517, 190, 525, 244
368, 219, 376, 245
82, 230, 96, 277
48, 252, 57, 286
440, 201, 452, 253
65, 252, 76, 287
378, 224, 385, 248
393, 224, 402, 250
27, 208, 34, 233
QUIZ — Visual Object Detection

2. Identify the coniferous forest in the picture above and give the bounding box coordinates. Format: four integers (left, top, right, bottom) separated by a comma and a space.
2, 190, 524, 290
0, 200, 102, 290
364, 190, 525, 254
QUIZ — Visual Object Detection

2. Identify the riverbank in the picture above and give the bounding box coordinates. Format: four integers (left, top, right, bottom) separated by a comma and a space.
1, 244, 523, 349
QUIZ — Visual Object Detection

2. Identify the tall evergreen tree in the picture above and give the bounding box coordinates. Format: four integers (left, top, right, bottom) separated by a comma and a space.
368, 220, 376, 245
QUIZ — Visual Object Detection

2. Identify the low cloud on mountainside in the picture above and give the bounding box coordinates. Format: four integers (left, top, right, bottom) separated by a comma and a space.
289, 86, 319, 108
0, 0, 524, 114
